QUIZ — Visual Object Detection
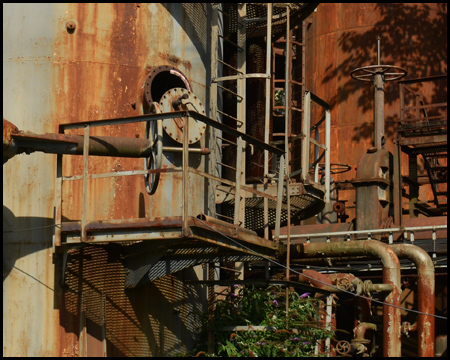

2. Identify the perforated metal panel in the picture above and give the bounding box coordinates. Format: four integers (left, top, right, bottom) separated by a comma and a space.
63, 244, 206, 356
220, 193, 324, 231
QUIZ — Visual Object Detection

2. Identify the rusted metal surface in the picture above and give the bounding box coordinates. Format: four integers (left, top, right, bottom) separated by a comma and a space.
3, 3, 211, 356
3, 118, 19, 161
9, 131, 153, 158
289, 269, 341, 293
292, 240, 401, 357
352, 322, 377, 355
351, 147, 391, 232
390, 244, 435, 357
306, 3, 447, 222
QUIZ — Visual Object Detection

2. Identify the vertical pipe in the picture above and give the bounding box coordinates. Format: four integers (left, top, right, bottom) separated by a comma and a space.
263, 3, 272, 239
325, 295, 333, 356
183, 114, 190, 236
234, 135, 243, 230
101, 293, 107, 357
324, 108, 331, 203
274, 154, 285, 242
284, 4, 291, 316
210, 4, 220, 218
393, 138, 402, 226
54, 153, 63, 246
390, 244, 435, 357
293, 240, 401, 357
236, 3, 247, 228
374, 73, 385, 149
207, 263, 216, 354
302, 91, 310, 182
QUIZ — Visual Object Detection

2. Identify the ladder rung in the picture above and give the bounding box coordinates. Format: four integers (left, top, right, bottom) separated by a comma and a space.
217, 136, 237, 146
431, 179, 447, 184
218, 60, 243, 75
217, 84, 243, 100
435, 192, 447, 196
218, 162, 237, 171
217, 110, 243, 124
218, 9, 245, 27
291, 106, 303, 112
218, 34, 243, 51
290, 80, 304, 86
216, 186, 235, 194
430, 166, 447, 171
216, 213, 235, 222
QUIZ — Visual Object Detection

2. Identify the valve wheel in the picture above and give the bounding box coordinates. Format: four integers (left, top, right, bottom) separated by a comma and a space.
144, 103, 163, 195
336, 340, 351, 355
336, 277, 351, 291
309, 163, 352, 175
350, 64, 407, 82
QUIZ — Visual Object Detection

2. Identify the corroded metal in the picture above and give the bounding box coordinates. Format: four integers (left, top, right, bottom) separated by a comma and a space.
390, 244, 435, 357
3, 3, 212, 356
7, 130, 153, 158
351, 147, 391, 233
292, 240, 401, 357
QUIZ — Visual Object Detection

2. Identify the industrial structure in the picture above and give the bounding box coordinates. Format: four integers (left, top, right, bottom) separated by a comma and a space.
3, 3, 447, 357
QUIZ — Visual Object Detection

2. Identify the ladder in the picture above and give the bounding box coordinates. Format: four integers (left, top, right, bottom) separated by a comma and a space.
210, 3, 273, 233
271, 19, 308, 178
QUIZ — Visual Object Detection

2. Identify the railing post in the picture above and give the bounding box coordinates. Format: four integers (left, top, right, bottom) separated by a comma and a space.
81, 124, 90, 242
274, 154, 285, 243
302, 91, 311, 182
182, 113, 190, 236
324, 107, 331, 204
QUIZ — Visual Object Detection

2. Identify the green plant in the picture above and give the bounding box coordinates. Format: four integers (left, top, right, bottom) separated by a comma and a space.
182, 285, 334, 357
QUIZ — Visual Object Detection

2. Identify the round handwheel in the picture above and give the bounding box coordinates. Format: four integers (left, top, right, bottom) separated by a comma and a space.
144, 103, 163, 195
336, 340, 352, 355
350, 64, 407, 82
309, 163, 352, 175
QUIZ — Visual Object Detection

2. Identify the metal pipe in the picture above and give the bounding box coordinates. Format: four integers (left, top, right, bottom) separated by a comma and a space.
374, 72, 385, 149
292, 240, 401, 357
352, 322, 377, 355
290, 269, 342, 293
8, 132, 153, 158
280, 224, 447, 240
390, 244, 435, 357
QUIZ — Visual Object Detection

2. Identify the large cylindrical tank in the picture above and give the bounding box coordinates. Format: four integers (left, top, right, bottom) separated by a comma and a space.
3, 3, 211, 356
305, 3, 447, 221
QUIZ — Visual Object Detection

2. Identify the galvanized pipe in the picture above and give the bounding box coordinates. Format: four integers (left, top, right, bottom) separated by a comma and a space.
292, 240, 401, 357
390, 244, 435, 357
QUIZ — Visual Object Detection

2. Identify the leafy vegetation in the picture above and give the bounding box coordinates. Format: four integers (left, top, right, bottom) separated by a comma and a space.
180, 285, 334, 357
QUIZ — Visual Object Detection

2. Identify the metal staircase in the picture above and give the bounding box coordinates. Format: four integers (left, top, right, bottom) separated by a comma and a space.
396, 74, 447, 217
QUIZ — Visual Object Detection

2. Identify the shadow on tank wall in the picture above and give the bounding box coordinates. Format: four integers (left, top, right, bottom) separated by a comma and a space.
320, 3, 447, 142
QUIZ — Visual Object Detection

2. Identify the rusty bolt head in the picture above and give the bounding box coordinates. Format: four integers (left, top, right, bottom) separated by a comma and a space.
66, 21, 76, 33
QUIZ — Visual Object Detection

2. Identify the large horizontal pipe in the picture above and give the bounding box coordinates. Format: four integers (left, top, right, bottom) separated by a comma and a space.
390, 244, 435, 357
8, 132, 153, 158
3, 118, 210, 161
292, 240, 401, 357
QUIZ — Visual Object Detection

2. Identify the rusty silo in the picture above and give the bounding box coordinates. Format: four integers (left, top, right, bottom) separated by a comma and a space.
305, 3, 447, 223
3, 3, 446, 358
3, 3, 214, 356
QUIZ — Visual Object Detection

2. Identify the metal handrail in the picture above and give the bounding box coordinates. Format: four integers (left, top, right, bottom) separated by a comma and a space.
55, 110, 286, 243
302, 91, 331, 203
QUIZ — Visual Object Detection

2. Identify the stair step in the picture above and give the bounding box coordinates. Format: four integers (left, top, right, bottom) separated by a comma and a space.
431, 178, 447, 184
